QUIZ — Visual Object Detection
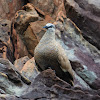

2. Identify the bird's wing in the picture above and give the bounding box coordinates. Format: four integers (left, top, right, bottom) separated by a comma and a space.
57, 47, 74, 79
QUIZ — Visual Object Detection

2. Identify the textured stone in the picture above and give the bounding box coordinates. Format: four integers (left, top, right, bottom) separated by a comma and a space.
0, 19, 14, 63
11, 28, 30, 59
0, 1, 99, 99
0, 0, 24, 20
14, 3, 39, 35
12, 3, 39, 58
0, 58, 31, 97
30, 20, 48, 40
29, 0, 66, 19
54, 18, 100, 89
21, 25, 39, 57
64, 0, 100, 50
21, 69, 100, 100
0, 58, 31, 85
14, 56, 30, 72
21, 57, 40, 81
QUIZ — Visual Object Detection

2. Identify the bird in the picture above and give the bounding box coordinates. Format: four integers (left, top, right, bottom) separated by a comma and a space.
34, 23, 74, 86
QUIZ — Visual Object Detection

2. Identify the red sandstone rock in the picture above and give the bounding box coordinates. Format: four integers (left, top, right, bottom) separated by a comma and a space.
29, 0, 66, 20
12, 3, 39, 59
11, 27, 30, 59
0, 0, 24, 20
21, 25, 39, 57
29, 20, 48, 40
14, 3, 39, 35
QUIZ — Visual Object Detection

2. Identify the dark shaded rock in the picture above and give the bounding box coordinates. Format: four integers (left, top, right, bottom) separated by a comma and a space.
20, 69, 100, 100
0, 0, 24, 20
21, 69, 71, 99
0, 19, 14, 63
0, 58, 31, 85
64, 0, 100, 50
0, 58, 32, 96
0, 1, 99, 99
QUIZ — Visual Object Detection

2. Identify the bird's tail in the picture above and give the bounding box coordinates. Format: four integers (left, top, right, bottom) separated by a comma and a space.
62, 71, 74, 86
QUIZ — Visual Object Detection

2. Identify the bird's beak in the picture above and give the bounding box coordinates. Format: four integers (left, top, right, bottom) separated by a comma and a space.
43, 26, 48, 29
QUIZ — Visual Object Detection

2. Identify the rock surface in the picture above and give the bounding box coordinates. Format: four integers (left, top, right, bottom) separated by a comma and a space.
0, 58, 31, 97
11, 27, 29, 59
29, 0, 66, 19
2, 69, 100, 100
14, 56, 30, 72
64, 0, 100, 50
0, 0, 24, 20
12, 3, 39, 58
21, 57, 40, 81
0, 19, 14, 63
54, 18, 100, 90
0, 1, 100, 100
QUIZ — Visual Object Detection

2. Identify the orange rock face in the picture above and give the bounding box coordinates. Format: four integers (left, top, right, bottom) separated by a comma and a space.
12, 3, 39, 59
11, 27, 29, 59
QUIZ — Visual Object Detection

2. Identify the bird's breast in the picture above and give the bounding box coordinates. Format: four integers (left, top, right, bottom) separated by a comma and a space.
34, 42, 59, 61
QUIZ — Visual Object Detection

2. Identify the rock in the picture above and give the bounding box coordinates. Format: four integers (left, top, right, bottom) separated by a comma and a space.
21, 24, 39, 57
0, 58, 31, 85
0, 0, 24, 20
29, 20, 48, 40
54, 18, 100, 90
21, 69, 100, 100
14, 56, 30, 72
21, 57, 40, 81
0, 19, 14, 63
12, 3, 39, 58
0, 58, 31, 97
14, 3, 39, 35
29, 0, 66, 19
64, 0, 100, 50
11, 27, 30, 59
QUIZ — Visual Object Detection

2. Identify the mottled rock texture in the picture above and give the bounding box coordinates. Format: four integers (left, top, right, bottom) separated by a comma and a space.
0, 1, 100, 100
12, 3, 39, 59
54, 18, 100, 90
64, 0, 100, 50
2, 69, 100, 100
14, 56, 30, 72
0, 58, 31, 97
0, 0, 24, 20
11, 27, 29, 59
29, 0, 66, 20
0, 19, 14, 63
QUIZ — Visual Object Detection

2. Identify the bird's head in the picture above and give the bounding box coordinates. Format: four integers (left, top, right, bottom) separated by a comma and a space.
43, 23, 55, 29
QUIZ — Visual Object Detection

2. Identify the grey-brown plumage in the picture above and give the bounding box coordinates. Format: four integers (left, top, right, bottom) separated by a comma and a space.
34, 23, 74, 86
